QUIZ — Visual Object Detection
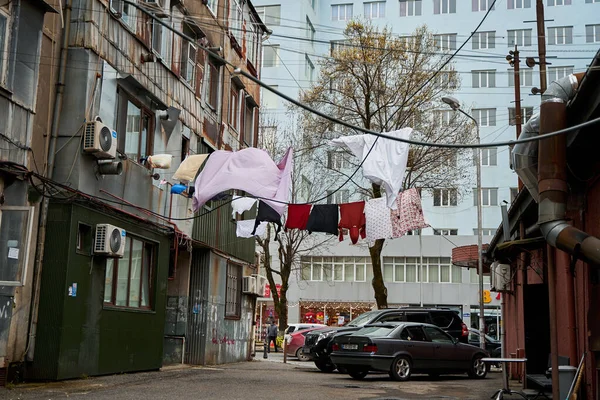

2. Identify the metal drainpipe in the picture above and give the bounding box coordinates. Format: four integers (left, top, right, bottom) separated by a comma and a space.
26, 0, 72, 362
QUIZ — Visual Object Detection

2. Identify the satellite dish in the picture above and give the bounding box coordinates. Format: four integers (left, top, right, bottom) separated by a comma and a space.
160, 107, 181, 141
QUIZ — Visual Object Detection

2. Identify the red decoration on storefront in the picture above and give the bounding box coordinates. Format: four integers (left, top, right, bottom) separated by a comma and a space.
264, 284, 281, 298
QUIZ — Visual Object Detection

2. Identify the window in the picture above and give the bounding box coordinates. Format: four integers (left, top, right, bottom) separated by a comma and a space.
424, 326, 454, 343
331, 40, 351, 55
305, 54, 314, 81
159, 21, 174, 68
327, 151, 349, 169
437, 70, 457, 89
433, 188, 457, 207
507, 29, 532, 47
547, 0, 571, 5
474, 188, 498, 206
151, 20, 163, 56
586, 24, 600, 43
255, 5, 281, 26
76, 223, 92, 254
306, 17, 315, 42
507, 0, 531, 8
585, 0, 600, 3
508, 68, 533, 86
473, 0, 494, 11
471, 70, 496, 88
364, 1, 385, 19
479, 147, 498, 166
433, 34, 457, 51
247, 17, 260, 69
206, 0, 219, 15
474, 228, 497, 235
434, 110, 454, 126
510, 187, 519, 203
180, 35, 198, 87
433, 229, 458, 236
262, 85, 279, 109
548, 26, 573, 45
225, 263, 242, 318
0, 206, 34, 286
263, 45, 279, 68
104, 235, 155, 309
548, 66, 574, 82
331, 4, 353, 21
116, 89, 154, 164
301, 256, 370, 282
230, 0, 243, 45
244, 102, 256, 147
508, 107, 534, 125
205, 59, 220, 110
0, 11, 7, 84
400, 0, 422, 16
433, 0, 456, 14
384, 257, 460, 283
472, 31, 495, 50
472, 108, 496, 127
229, 83, 241, 132
327, 189, 349, 204
121, 1, 136, 30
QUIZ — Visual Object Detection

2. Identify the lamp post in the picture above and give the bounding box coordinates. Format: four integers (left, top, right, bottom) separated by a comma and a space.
442, 96, 485, 350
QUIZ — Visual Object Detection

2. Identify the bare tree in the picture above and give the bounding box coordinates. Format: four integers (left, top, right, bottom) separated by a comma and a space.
298, 22, 474, 309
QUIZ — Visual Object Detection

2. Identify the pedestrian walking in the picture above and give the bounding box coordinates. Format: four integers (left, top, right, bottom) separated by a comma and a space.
266, 320, 278, 353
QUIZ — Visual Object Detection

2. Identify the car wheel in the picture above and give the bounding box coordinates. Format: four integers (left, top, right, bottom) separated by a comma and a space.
468, 355, 488, 379
347, 368, 368, 380
295, 348, 310, 361
389, 356, 412, 382
315, 359, 336, 373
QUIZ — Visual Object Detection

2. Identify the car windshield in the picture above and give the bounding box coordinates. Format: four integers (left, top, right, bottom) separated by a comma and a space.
346, 311, 379, 327
355, 326, 395, 337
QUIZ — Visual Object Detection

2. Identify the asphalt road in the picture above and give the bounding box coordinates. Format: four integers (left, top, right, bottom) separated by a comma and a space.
0, 355, 524, 400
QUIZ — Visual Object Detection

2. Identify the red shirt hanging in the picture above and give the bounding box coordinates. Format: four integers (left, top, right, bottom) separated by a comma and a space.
285, 204, 312, 231
338, 201, 366, 244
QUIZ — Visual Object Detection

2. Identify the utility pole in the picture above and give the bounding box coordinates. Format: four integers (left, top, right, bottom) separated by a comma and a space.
536, 0, 548, 92
507, 46, 523, 189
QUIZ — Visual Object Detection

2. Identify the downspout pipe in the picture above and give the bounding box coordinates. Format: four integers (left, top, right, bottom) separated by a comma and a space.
538, 73, 600, 266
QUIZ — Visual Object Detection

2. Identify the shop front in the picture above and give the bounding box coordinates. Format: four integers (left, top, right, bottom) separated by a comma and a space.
299, 301, 374, 327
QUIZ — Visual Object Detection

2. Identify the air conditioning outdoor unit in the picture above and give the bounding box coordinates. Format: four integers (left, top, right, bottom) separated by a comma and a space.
83, 121, 118, 159
242, 276, 256, 294
490, 262, 510, 292
490, 262, 498, 291
252, 274, 268, 297
94, 224, 126, 257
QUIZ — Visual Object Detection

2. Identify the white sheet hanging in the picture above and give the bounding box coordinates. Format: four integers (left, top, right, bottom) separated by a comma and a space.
231, 196, 258, 219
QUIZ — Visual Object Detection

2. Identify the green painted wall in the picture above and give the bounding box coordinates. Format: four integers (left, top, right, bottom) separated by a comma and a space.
30, 202, 170, 380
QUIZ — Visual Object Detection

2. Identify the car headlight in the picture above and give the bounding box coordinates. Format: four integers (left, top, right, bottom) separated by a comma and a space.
317, 331, 335, 342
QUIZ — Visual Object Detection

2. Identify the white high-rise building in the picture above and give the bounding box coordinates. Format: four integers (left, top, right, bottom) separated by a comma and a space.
253, 0, 599, 334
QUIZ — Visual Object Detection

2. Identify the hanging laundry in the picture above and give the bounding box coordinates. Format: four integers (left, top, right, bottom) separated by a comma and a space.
285, 204, 312, 231
171, 184, 187, 195
252, 201, 282, 235
193, 148, 293, 215
364, 197, 393, 243
173, 154, 209, 182
331, 128, 412, 210
306, 204, 339, 235
231, 196, 257, 219
237, 219, 267, 238
338, 201, 366, 244
390, 188, 428, 237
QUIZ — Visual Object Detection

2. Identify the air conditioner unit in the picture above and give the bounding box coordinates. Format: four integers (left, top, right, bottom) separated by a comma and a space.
490, 262, 498, 292
242, 276, 256, 294
84, 121, 118, 159
94, 224, 126, 257
495, 263, 511, 292
252, 274, 268, 297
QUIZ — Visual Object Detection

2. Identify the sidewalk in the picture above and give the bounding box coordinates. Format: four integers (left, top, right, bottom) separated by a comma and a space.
255, 350, 317, 368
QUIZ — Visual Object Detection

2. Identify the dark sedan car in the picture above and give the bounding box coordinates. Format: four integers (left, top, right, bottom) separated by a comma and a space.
330, 322, 489, 381
468, 328, 501, 358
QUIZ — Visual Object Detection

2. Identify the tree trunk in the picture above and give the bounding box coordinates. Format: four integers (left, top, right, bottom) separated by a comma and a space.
275, 290, 288, 333
369, 183, 388, 309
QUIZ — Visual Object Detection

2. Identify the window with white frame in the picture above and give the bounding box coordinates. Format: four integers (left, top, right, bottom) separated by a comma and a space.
508, 68, 533, 86
400, 0, 422, 16
327, 151, 349, 169
547, 26, 573, 45
306, 17, 315, 42
330, 40, 351, 55
262, 85, 279, 109
255, 5, 281, 26
585, 0, 600, 3
437, 70, 457, 89
507, 29, 532, 47
476, 147, 498, 166
473, 108, 497, 127
472, 31, 495, 49
383, 257, 460, 283
433, 0, 456, 14
151, 19, 163, 56
474, 187, 499, 206
206, 0, 219, 16
586, 24, 600, 43
305, 54, 314, 81
474, 228, 497, 235
326, 189, 349, 204
230, 0, 243, 45
229, 83, 241, 132
548, 66, 574, 82
205, 58, 220, 110
301, 256, 369, 282
159, 21, 173, 68
433, 34, 457, 51
433, 188, 457, 207
121, 1, 136, 31
473, 0, 494, 11
547, 0, 571, 6
472, 70, 496, 88
508, 107, 534, 125
263, 45, 279, 68
331, 3, 353, 21
0, 206, 35, 286
434, 110, 454, 126
507, 0, 531, 8
364, 1, 385, 19
180, 35, 198, 88
246, 17, 260, 69
433, 229, 458, 236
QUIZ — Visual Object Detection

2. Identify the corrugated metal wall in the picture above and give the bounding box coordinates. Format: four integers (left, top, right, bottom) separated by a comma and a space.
185, 249, 210, 365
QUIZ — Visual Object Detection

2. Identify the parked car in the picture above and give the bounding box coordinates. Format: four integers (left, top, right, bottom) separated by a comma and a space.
330, 322, 490, 381
286, 327, 322, 361
303, 307, 469, 373
468, 328, 501, 358
284, 323, 327, 342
